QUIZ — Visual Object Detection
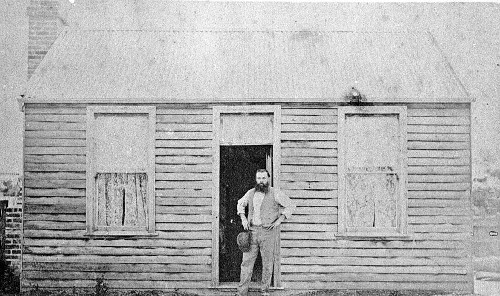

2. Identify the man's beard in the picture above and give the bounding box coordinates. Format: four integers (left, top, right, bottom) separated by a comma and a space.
255, 182, 269, 193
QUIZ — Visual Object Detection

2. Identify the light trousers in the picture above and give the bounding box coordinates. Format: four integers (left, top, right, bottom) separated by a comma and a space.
237, 226, 278, 296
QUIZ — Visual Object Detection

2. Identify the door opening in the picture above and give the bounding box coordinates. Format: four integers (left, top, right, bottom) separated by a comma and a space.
219, 145, 273, 283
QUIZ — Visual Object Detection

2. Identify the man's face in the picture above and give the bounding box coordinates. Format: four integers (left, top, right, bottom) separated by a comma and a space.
256, 172, 269, 186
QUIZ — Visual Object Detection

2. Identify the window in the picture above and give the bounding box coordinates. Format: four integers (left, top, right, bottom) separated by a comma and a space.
337, 106, 407, 237
86, 106, 156, 235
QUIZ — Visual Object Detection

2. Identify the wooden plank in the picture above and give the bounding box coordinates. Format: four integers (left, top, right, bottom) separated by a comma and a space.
23, 254, 211, 264
25, 163, 86, 172
408, 199, 468, 208
25, 107, 85, 114
25, 197, 85, 206
282, 148, 337, 157
283, 189, 337, 199
408, 117, 470, 126
156, 164, 212, 173
24, 214, 86, 222
408, 175, 469, 183
408, 150, 470, 158
156, 189, 211, 198
156, 108, 212, 115
409, 224, 470, 233
25, 188, 85, 197
281, 141, 337, 149
280, 256, 467, 266
24, 271, 211, 281
24, 204, 85, 215
282, 224, 334, 232
293, 206, 337, 214
156, 132, 212, 140
24, 221, 85, 230
287, 215, 334, 223
25, 139, 86, 147
281, 165, 337, 174
26, 131, 86, 139
408, 166, 469, 175
25, 114, 85, 122
281, 124, 336, 133
156, 223, 212, 231
282, 273, 467, 282
156, 214, 212, 223
282, 133, 337, 141
281, 248, 466, 257
281, 239, 466, 249
23, 262, 211, 273
409, 216, 472, 224
21, 279, 210, 289
408, 109, 469, 117
406, 103, 469, 109
25, 147, 86, 155
410, 190, 471, 200
155, 197, 211, 206
25, 155, 85, 164
25, 122, 85, 131
408, 141, 470, 150
281, 265, 467, 274
408, 133, 470, 142
156, 173, 211, 181
23, 230, 212, 240
24, 230, 86, 238
281, 157, 337, 165
156, 123, 212, 132
24, 171, 85, 181
156, 156, 211, 164
156, 181, 212, 189
156, 206, 211, 214
407, 125, 469, 134
281, 173, 337, 182
408, 158, 469, 166
24, 239, 211, 248
155, 140, 212, 148
408, 207, 470, 216
156, 114, 212, 123
156, 148, 212, 156
281, 181, 337, 190
26, 246, 211, 256
282, 115, 337, 124
408, 183, 470, 191
282, 108, 337, 116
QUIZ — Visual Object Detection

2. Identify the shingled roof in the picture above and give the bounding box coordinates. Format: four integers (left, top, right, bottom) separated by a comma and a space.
23, 29, 471, 103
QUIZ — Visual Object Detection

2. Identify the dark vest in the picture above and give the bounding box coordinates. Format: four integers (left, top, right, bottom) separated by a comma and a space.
248, 187, 280, 226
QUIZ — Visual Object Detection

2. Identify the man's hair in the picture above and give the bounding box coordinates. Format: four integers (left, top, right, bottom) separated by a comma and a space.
256, 169, 270, 177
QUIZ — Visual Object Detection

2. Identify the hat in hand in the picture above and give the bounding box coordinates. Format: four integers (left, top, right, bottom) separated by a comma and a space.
237, 231, 251, 252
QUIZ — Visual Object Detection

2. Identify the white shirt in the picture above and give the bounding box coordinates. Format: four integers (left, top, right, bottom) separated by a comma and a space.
237, 188, 296, 225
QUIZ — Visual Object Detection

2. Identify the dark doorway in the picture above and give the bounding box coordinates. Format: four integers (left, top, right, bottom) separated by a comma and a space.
219, 145, 272, 283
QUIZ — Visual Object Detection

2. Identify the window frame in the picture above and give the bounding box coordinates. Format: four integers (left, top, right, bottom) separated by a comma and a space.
86, 106, 156, 236
337, 106, 408, 238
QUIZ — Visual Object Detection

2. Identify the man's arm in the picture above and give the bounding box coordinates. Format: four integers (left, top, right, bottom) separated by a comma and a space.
268, 189, 296, 229
237, 191, 250, 230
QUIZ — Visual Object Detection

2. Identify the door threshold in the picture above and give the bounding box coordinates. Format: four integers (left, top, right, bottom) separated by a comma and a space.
213, 283, 284, 291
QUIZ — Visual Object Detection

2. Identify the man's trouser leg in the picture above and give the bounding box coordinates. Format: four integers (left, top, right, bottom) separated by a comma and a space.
238, 230, 259, 296
260, 228, 277, 295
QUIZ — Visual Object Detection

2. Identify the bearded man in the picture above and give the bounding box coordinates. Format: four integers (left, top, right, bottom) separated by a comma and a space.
236, 169, 296, 296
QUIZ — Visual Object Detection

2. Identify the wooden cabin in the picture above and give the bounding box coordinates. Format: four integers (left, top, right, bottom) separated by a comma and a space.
20, 29, 473, 294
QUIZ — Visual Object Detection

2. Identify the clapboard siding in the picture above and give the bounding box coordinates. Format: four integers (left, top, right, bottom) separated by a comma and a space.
278, 104, 471, 292
23, 103, 471, 292
23, 104, 213, 291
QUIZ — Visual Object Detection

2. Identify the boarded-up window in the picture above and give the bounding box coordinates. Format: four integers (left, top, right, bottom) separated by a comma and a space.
86, 106, 156, 235
338, 107, 407, 237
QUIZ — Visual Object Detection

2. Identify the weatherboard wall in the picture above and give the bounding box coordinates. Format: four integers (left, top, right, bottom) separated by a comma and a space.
22, 102, 472, 292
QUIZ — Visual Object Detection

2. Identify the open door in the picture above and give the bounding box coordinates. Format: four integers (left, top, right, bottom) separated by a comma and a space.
213, 105, 281, 287
219, 146, 272, 283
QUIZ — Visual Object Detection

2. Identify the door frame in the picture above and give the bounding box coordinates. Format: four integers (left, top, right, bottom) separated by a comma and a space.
212, 105, 282, 287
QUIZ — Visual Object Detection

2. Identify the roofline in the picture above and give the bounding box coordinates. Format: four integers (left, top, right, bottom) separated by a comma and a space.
19, 97, 474, 104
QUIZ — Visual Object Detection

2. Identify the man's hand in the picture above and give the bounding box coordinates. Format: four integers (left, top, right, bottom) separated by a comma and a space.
240, 215, 249, 230
266, 215, 285, 230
